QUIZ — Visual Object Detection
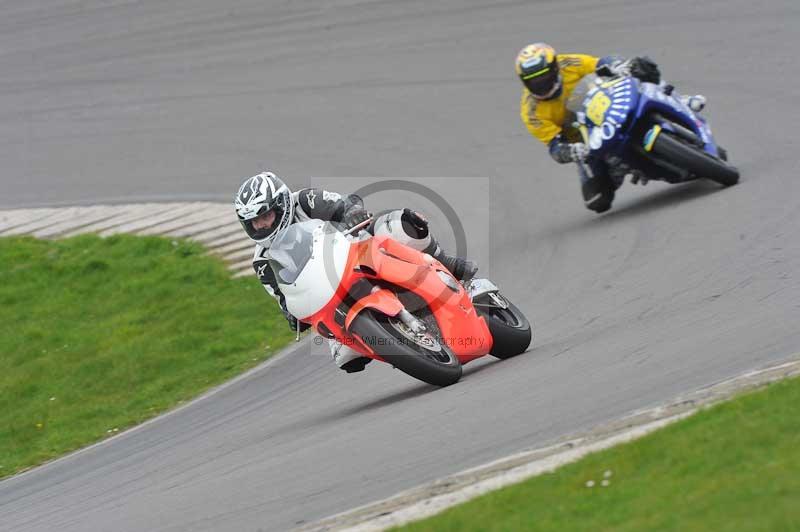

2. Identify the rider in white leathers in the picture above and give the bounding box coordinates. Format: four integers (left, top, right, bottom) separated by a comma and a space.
234, 171, 478, 373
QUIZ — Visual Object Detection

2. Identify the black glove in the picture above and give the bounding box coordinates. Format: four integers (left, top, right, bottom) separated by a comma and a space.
280, 299, 311, 332
629, 56, 660, 84
284, 310, 311, 333
343, 205, 371, 229
596, 56, 629, 78
551, 142, 589, 164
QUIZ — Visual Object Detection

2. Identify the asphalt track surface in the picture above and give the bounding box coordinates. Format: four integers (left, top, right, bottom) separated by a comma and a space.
2, 0, 800, 530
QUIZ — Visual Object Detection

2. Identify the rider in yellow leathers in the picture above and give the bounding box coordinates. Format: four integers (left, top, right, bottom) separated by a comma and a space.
517, 43, 706, 213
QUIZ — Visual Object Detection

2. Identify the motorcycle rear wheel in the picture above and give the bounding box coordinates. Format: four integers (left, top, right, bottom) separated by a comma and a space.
651, 131, 739, 187
349, 310, 462, 387
473, 293, 532, 359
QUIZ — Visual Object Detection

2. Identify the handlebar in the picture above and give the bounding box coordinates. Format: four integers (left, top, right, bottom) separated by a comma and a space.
343, 216, 374, 236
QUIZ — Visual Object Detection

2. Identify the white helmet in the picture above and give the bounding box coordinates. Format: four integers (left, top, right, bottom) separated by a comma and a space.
234, 171, 294, 245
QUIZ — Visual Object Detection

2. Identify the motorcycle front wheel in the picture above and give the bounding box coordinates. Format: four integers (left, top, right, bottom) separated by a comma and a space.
349, 309, 462, 387
650, 131, 740, 187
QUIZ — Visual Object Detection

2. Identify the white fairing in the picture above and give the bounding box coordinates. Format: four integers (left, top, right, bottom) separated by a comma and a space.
277, 221, 350, 320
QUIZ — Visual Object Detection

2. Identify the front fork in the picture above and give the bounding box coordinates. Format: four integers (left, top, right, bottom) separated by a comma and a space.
397, 308, 427, 333
575, 123, 596, 183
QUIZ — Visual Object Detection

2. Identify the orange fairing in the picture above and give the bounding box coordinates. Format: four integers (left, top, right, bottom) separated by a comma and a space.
344, 289, 403, 330
304, 231, 493, 364
355, 235, 493, 361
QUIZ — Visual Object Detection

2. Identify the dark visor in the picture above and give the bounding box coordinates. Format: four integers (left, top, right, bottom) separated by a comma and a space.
244, 205, 285, 240
522, 66, 559, 98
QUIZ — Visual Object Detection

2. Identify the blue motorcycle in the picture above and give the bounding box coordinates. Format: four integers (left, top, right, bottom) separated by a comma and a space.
566, 74, 739, 192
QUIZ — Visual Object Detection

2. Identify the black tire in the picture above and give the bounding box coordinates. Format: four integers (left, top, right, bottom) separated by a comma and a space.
650, 132, 739, 187
474, 293, 532, 359
349, 310, 462, 386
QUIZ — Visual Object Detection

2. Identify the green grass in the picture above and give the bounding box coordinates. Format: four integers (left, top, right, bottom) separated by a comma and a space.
0, 234, 293, 479
400, 377, 800, 532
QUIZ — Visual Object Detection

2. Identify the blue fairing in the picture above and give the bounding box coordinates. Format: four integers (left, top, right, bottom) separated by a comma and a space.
581, 76, 720, 159
636, 82, 720, 157
582, 77, 640, 154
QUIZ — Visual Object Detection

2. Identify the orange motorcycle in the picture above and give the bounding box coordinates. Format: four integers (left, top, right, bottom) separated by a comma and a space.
267, 219, 532, 386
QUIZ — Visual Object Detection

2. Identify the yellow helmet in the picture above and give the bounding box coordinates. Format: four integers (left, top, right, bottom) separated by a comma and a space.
515, 43, 562, 100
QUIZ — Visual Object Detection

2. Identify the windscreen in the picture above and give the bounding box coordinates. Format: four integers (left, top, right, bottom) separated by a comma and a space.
268, 221, 317, 285
566, 74, 598, 114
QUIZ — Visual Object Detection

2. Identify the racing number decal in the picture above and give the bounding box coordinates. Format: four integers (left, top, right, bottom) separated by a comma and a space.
586, 92, 612, 126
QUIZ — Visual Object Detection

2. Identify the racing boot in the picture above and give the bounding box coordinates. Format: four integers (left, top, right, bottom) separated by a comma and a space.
680, 94, 706, 113
578, 158, 615, 213
330, 340, 371, 373
582, 179, 614, 213
433, 250, 479, 282
423, 240, 478, 282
